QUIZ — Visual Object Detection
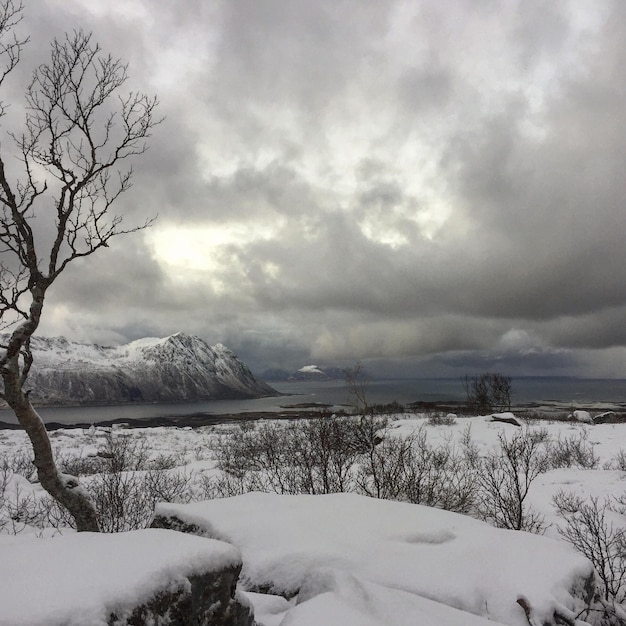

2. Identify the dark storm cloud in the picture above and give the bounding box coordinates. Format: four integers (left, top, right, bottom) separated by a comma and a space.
438, 5, 626, 334
5, 0, 626, 376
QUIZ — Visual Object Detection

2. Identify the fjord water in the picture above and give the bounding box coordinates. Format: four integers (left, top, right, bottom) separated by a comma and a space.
2, 377, 626, 426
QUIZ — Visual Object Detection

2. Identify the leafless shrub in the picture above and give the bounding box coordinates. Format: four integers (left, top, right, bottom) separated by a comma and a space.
351, 414, 388, 451
31, 432, 193, 533
85, 468, 192, 533
213, 415, 371, 495
460, 424, 481, 469
69, 432, 193, 532
57, 453, 103, 477
546, 431, 599, 470
199, 471, 267, 499
1, 451, 56, 534
57, 432, 181, 477
605, 450, 626, 472
356, 426, 477, 514
476, 429, 548, 532
214, 421, 296, 493
2, 448, 36, 481
0, 469, 55, 534
356, 433, 416, 501
54, 431, 153, 478
344, 361, 371, 413
402, 441, 477, 514
215, 415, 476, 514
295, 416, 362, 493
428, 414, 457, 426
554, 492, 626, 605
99, 432, 152, 473
149, 453, 184, 471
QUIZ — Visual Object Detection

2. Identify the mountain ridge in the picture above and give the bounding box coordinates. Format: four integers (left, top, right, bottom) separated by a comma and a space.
2, 333, 277, 406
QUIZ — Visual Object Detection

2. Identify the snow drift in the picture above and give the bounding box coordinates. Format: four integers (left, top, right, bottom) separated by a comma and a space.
153, 492, 596, 626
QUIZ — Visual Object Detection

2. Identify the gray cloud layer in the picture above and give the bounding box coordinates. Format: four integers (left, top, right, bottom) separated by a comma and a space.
4, 0, 626, 377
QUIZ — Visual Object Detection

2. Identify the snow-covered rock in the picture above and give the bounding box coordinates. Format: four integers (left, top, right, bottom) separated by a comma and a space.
8, 332, 276, 405
0, 528, 254, 626
488, 412, 521, 426
152, 492, 596, 626
570, 410, 594, 424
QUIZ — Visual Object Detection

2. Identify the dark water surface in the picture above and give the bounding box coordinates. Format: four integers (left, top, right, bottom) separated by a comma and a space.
2, 377, 626, 426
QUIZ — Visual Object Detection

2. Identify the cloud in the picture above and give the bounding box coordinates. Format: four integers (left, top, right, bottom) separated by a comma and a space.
2, 0, 625, 377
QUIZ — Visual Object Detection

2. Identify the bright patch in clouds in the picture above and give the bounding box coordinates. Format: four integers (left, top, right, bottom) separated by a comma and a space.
147, 222, 282, 280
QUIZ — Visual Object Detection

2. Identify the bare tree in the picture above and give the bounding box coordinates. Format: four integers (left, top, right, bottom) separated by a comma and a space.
0, 2, 159, 531
463, 372, 512, 414
344, 361, 370, 413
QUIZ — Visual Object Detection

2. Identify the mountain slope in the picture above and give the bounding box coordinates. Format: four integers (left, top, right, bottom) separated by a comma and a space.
11, 333, 276, 406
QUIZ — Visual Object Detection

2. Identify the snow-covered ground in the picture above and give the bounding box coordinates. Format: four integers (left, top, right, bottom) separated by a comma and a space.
0, 529, 243, 626
155, 491, 594, 626
2, 413, 626, 625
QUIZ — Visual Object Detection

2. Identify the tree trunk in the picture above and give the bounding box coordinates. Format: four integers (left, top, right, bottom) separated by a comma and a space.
2, 356, 100, 532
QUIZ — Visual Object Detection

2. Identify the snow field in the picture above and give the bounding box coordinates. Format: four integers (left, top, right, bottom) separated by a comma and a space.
2, 414, 626, 624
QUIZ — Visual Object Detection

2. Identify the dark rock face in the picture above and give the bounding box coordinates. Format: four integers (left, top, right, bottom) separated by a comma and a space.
14, 333, 276, 405
148, 515, 255, 624
110, 566, 255, 626
1, 528, 255, 626
151, 513, 208, 536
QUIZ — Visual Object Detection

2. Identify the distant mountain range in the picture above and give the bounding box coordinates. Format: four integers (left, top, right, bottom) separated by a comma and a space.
260, 365, 346, 382
5, 333, 277, 406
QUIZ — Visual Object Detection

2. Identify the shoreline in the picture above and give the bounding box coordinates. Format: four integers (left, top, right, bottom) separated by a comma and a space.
2, 399, 626, 430
0, 409, 338, 431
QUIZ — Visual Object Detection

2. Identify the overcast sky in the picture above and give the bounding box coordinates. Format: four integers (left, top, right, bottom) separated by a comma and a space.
6, 0, 626, 378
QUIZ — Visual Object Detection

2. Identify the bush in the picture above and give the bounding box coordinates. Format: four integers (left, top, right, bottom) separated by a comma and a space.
546, 431, 599, 470
212, 415, 478, 515
463, 372, 512, 414
1, 430, 194, 534
213, 415, 378, 496
356, 425, 477, 514
87, 467, 192, 533
554, 491, 626, 606
604, 450, 626, 472
427, 414, 457, 426
0, 466, 55, 534
476, 429, 548, 532
2, 448, 37, 482
5, 418, 610, 542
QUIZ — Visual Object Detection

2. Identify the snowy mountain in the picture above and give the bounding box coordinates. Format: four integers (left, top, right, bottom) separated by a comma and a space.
261, 365, 346, 382
288, 365, 346, 381
260, 364, 346, 382
9, 333, 277, 405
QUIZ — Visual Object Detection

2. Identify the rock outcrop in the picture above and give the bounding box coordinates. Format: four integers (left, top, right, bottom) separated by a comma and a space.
0, 528, 255, 626
110, 566, 254, 626
151, 492, 598, 626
